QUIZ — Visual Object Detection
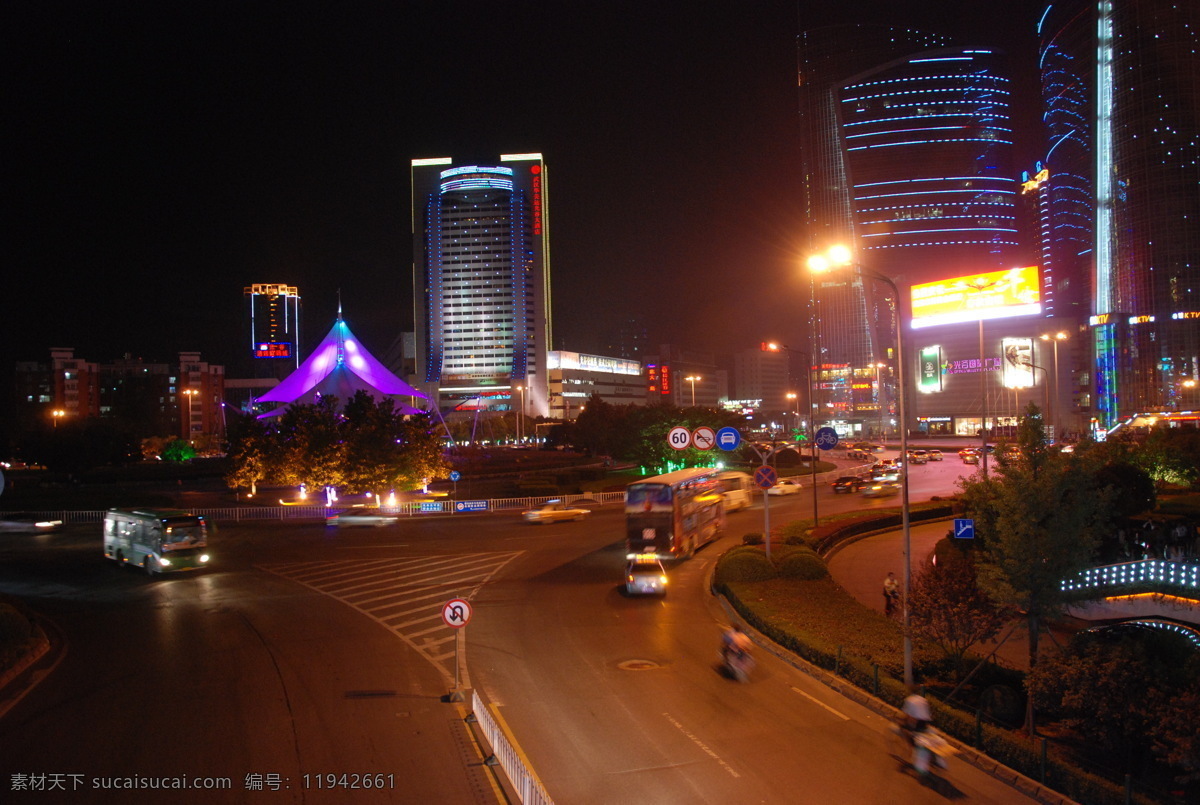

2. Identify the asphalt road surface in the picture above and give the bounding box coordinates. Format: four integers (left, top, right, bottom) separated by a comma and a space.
0, 453, 1042, 803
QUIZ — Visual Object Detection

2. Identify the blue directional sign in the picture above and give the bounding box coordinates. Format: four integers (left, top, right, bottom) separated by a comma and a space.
420, 502, 443, 512
815, 427, 840, 451
449, 470, 461, 482
455, 500, 489, 513
753, 465, 779, 490
716, 427, 742, 451
953, 518, 975, 540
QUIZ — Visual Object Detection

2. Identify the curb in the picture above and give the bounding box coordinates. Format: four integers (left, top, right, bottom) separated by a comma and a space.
707, 575, 1078, 805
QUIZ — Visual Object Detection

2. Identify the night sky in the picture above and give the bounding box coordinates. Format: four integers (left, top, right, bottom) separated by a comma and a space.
5, 0, 1045, 372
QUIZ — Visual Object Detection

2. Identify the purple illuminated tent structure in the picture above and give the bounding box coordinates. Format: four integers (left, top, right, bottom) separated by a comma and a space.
255, 311, 428, 417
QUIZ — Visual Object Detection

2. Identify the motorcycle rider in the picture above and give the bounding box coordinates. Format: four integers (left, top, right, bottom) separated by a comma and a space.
901, 683, 934, 778
721, 624, 753, 679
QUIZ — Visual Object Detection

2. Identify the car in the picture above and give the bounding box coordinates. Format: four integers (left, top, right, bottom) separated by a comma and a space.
522, 500, 592, 524
625, 556, 668, 595
847, 448, 873, 461
860, 480, 902, 498
325, 508, 399, 527
831, 476, 866, 493
767, 479, 803, 496
960, 449, 980, 465
906, 450, 928, 464
870, 464, 901, 481
0, 512, 64, 534
927, 449, 943, 461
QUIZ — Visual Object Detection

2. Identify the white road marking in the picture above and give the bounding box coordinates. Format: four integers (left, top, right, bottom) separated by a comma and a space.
662, 713, 741, 778
791, 686, 850, 720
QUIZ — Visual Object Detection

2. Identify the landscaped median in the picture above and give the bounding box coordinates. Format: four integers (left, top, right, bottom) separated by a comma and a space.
713, 509, 1159, 805
0, 601, 49, 694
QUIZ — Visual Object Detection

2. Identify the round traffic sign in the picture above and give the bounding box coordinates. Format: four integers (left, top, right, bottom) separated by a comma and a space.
667, 426, 691, 450
815, 427, 840, 451
449, 470, 461, 482
715, 427, 742, 451
691, 426, 716, 450
753, 464, 779, 490
441, 598, 472, 628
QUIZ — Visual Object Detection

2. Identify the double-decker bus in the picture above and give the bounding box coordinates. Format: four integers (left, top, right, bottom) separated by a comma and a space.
103, 508, 210, 575
626, 467, 725, 560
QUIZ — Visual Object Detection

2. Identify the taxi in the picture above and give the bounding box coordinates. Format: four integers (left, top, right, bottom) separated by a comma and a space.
625, 555, 668, 596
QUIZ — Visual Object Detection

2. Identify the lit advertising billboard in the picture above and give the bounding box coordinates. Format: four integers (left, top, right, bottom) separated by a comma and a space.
254, 342, 292, 359
918, 346, 942, 393
1001, 337, 1034, 389
910, 266, 1041, 329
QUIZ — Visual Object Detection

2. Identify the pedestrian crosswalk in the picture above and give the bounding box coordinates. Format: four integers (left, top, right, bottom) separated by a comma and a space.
258, 552, 522, 685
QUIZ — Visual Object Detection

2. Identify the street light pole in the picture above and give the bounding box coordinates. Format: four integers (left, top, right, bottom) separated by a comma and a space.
182, 389, 197, 444
809, 247, 913, 686
1039, 332, 1068, 439
685, 375, 700, 407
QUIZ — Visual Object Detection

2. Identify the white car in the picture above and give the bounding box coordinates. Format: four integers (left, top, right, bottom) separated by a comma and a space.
625, 557, 668, 595
522, 500, 591, 524
325, 508, 399, 527
927, 449, 943, 461
767, 479, 803, 496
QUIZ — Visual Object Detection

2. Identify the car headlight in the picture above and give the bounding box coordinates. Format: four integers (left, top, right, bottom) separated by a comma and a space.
159, 557, 172, 566
200, 554, 210, 562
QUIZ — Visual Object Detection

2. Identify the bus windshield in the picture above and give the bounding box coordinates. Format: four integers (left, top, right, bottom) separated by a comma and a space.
162, 516, 206, 548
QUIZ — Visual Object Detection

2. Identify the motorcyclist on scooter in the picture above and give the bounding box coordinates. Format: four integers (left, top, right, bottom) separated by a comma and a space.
901, 684, 934, 778
721, 624, 753, 680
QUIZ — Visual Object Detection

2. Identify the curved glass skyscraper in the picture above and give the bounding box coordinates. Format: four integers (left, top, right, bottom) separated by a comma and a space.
798, 27, 1020, 435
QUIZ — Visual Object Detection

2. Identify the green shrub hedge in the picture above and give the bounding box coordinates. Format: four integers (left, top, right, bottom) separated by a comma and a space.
775, 550, 828, 580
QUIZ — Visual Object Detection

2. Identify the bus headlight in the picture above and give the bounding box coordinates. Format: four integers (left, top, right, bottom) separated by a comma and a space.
159, 557, 171, 566
200, 554, 210, 563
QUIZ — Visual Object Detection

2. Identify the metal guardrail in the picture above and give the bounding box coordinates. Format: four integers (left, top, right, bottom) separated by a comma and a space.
470, 689, 554, 805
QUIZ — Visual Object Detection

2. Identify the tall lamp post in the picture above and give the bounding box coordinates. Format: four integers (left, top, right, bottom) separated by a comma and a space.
182, 389, 197, 443
871, 362, 888, 439
808, 245, 913, 686
1038, 331, 1068, 439
514, 384, 525, 444
51, 409, 65, 429
685, 375, 701, 407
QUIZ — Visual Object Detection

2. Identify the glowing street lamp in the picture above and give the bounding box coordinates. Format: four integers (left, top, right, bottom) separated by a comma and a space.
786, 392, 798, 434
51, 409, 65, 429
1039, 331, 1069, 438
685, 375, 701, 407
809, 245, 914, 686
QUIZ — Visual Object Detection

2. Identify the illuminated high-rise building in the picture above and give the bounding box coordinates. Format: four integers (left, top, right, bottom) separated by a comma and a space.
410, 154, 551, 417
244, 284, 301, 372
798, 27, 1022, 436
1040, 0, 1200, 428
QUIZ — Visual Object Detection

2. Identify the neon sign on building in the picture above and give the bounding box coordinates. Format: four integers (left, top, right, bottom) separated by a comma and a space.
910, 266, 1041, 329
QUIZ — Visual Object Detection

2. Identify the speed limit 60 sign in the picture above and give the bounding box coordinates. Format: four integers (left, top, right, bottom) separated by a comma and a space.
667, 426, 691, 450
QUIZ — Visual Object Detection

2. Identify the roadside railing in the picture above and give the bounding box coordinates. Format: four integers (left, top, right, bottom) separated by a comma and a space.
10, 491, 629, 525
469, 689, 554, 805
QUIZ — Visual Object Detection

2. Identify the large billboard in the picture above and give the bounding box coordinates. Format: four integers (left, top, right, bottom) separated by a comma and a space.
1001, 337, 1034, 389
910, 266, 1041, 329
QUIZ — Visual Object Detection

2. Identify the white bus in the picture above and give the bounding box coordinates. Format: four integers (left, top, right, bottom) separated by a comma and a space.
104, 508, 211, 575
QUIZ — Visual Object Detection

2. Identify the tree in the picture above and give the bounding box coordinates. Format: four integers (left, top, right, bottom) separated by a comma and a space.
1137, 423, 1200, 487
1028, 628, 1197, 775
224, 413, 274, 495
907, 543, 1010, 680
273, 397, 346, 490
959, 402, 1114, 732
341, 393, 447, 494
161, 438, 196, 463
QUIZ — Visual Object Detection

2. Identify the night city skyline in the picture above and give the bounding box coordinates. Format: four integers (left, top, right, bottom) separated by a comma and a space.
5, 1, 1046, 371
